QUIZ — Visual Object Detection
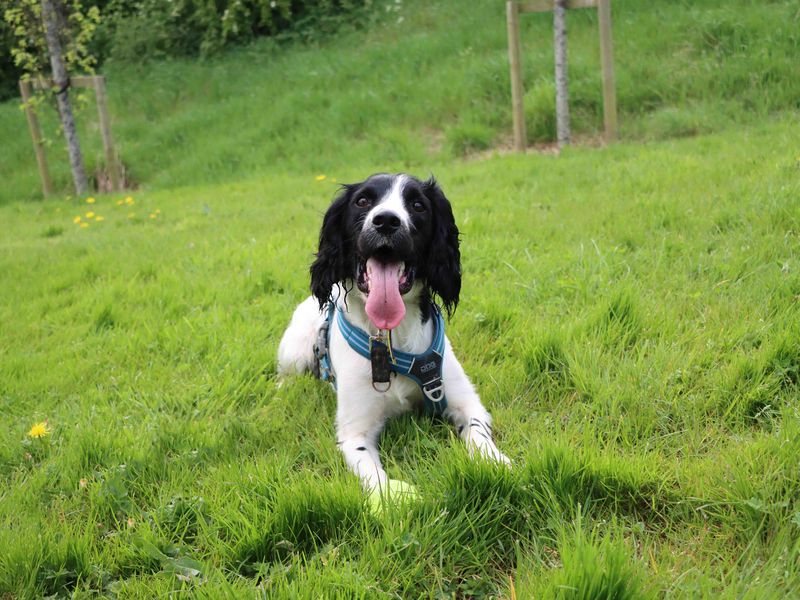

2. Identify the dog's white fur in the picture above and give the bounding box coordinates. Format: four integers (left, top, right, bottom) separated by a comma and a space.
278, 176, 509, 489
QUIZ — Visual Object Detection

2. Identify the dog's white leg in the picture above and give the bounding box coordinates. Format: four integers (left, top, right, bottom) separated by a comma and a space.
337, 432, 387, 490
442, 341, 511, 466
335, 383, 389, 489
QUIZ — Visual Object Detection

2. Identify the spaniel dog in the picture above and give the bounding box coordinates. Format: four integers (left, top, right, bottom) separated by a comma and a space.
278, 173, 509, 489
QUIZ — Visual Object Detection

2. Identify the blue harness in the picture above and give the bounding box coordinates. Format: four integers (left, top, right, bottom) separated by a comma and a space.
314, 303, 448, 415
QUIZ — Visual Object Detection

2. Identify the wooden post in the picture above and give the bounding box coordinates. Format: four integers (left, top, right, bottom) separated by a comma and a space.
597, 0, 617, 142
554, 0, 571, 148
508, 0, 617, 151
19, 80, 54, 196
506, 1, 527, 152
93, 76, 121, 191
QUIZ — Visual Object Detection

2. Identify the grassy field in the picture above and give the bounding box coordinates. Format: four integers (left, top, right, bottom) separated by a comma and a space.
1, 115, 799, 597
2, 0, 800, 596
1, 0, 799, 204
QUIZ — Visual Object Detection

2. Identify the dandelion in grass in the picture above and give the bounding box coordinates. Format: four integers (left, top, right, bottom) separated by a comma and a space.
116, 199, 124, 206
149, 213, 157, 219
73, 216, 81, 224
155, 209, 161, 214
315, 174, 327, 181
80, 223, 89, 228
86, 211, 95, 219
27, 421, 50, 438
125, 196, 134, 205
95, 216, 105, 222
86, 197, 96, 204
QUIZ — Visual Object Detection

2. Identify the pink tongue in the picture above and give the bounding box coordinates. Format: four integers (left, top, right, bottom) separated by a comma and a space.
365, 258, 406, 330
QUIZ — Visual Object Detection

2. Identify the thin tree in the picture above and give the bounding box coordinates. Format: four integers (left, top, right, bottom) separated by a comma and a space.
553, 0, 570, 148
40, 0, 88, 194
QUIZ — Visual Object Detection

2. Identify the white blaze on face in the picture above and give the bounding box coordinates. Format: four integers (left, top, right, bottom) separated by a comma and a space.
360, 175, 413, 331
362, 174, 411, 233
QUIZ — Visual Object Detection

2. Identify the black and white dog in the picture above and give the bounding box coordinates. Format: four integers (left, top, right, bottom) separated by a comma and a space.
278, 173, 509, 489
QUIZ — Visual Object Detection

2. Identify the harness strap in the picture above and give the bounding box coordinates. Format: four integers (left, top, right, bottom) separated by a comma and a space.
315, 302, 448, 415
314, 303, 336, 386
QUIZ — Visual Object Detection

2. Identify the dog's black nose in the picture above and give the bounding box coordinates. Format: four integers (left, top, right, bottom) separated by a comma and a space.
372, 211, 401, 235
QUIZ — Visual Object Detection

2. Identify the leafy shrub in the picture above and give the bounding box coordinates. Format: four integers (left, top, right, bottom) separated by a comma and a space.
94, 0, 380, 63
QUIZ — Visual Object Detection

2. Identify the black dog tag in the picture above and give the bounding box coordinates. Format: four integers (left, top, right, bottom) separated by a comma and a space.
370, 341, 392, 384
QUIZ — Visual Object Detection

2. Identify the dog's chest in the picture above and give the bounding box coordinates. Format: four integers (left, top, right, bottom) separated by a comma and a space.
379, 373, 425, 416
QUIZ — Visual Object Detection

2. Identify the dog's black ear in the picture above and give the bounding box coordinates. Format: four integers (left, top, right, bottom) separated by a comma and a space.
422, 177, 461, 316
310, 186, 352, 309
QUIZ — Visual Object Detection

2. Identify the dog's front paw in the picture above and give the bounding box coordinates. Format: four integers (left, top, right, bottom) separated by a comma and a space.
479, 443, 512, 468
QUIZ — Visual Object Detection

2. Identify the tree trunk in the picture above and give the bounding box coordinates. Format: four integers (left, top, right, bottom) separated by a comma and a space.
554, 0, 570, 148
41, 0, 89, 195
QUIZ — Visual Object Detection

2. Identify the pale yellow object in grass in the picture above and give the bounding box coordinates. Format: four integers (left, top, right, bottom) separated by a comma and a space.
367, 479, 420, 515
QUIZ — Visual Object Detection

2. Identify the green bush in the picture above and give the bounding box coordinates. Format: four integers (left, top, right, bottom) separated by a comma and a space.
94, 0, 380, 63
0, 0, 381, 99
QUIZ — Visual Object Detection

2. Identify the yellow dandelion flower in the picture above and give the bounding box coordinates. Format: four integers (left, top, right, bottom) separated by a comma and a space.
86, 211, 95, 219
80, 222, 89, 228
95, 215, 105, 222
155, 209, 161, 214
27, 421, 50, 438
125, 196, 134, 205
116, 199, 124, 206
315, 174, 327, 181
86, 197, 96, 204
73, 216, 82, 224
149, 213, 157, 219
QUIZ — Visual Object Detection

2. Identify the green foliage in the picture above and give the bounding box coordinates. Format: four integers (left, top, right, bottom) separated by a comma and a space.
95, 0, 379, 63
4, 0, 100, 79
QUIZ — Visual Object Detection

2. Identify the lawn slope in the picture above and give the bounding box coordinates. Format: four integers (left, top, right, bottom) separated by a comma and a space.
1, 117, 799, 597
0, 0, 798, 203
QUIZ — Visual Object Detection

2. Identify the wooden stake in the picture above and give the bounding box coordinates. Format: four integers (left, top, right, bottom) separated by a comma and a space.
94, 76, 121, 191
554, 0, 571, 148
19, 80, 54, 197
598, 0, 618, 142
506, 1, 527, 152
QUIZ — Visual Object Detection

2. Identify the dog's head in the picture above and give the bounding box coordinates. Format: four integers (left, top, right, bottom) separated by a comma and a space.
310, 173, 461, 329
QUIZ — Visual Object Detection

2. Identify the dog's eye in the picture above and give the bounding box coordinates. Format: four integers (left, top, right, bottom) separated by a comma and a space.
412, 200, 426, 213
355, 197, 371, 208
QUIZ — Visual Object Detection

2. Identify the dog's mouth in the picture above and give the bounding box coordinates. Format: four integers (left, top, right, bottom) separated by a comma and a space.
356, 257, 415, 330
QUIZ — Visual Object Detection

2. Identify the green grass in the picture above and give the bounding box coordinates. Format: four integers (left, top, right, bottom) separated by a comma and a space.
1, 115, 800, 597
1, 0, 799, 204
2, 0, 800, 596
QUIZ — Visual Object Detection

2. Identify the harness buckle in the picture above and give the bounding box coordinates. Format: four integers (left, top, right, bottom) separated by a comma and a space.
422, 378, 445, 404
314, 319, 329, 360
